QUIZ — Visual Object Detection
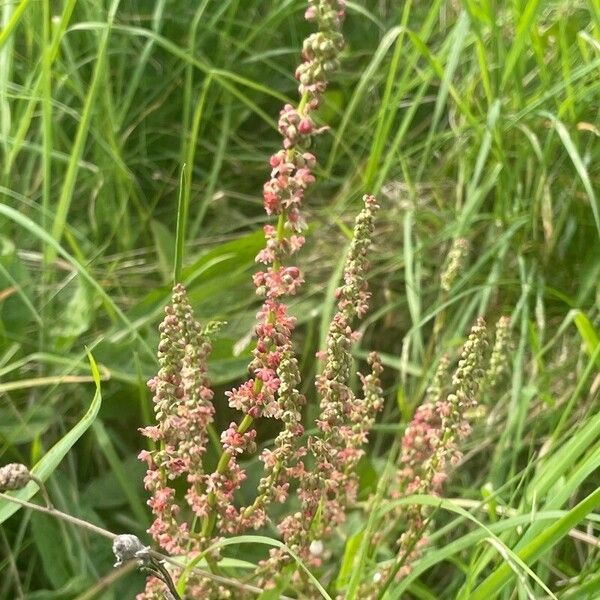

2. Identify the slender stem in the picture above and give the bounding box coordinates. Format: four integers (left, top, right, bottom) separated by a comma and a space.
0, 491, 116, 540
297, 91, 309, 115
73, 563, 136, 600
272, 212, 286, 271
153, 560, 183, 600
242, 460, 282, 519
0, 527, 24, 598
199, 88, 311, 548
29, 475, 52, 509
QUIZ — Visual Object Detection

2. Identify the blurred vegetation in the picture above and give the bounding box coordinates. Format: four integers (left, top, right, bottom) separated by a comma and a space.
0, 0, 599, 598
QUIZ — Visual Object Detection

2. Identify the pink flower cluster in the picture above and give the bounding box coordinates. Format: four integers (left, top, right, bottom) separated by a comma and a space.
214, 296, 303, 534
233, 343, 308, 533
139, 284, 215, 555
197, 0, 350, 538
262, 148, 315, 230
257, 196, 382, 588
260, 0, 346, 235
391, 318, 488, 581
139, 572, 230, 600
139, 2, 357, 596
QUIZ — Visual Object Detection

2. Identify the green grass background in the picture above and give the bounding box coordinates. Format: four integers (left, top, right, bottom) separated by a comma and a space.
0, 0, 599, 598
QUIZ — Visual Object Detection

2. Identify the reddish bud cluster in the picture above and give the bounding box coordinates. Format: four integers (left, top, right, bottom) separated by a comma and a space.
139, 284, 215, 555
390, 318, 488, 582
139, 3, 364, 597
257, 197, 382, 590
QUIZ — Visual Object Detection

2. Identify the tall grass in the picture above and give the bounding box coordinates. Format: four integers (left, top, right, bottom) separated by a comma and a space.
0, 1, 599, 598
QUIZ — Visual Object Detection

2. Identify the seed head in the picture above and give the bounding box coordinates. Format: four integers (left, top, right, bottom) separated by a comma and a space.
112, 534, 151, 567
0, 463, 31, 492
440, 237, 469, 292
486, 315, 512, 387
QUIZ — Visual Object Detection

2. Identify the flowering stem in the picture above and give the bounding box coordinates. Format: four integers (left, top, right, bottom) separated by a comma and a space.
297, 92, 309, 115
201, 413, 255, 539
196, 0, 347, 556
200, 89, 310, 541
272, 213, 286, 271
375, 511, 434, 600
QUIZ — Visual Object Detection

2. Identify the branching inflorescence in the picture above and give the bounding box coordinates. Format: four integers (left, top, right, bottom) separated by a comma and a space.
202, 0, 348, 539
0, 2, 551, 599
133, 1, 506, 597
138, 1, 385, 598
258, 195, 383, 591
139, 285, 215, 556
128, 2, 514, 595
368, 317, 491, 595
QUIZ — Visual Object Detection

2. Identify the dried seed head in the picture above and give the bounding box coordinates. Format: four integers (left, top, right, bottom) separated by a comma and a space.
112, 534, 151, 567
0, 463, 31, 492
440, 237, 469, 292
486, 315, 512, 387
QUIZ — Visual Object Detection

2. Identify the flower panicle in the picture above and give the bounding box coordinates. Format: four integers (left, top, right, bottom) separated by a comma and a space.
485, 315, 512, 388
259, 0, 346, 253
317, 195, 379, 434
208, 0, 348, 537
298, 1, 346, 98
360, 351, 385, 418
451, 316, 488, 406
425, 353, 451, 405
263, 195, 380, 580
390, 317, 488, 583
139, 283, 215, 555
400, 317, 488, 497
140, 2, 351, 591
440, 237, 469, 292
335, 194, 380, 319
234, 344, 307, 533
228, 0, 348, 422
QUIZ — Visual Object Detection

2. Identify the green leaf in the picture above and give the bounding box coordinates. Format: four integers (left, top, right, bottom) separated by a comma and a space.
150, 218, 176, 283
0, 405, 55, 444
50, 279, 94, 349
0, 351, 102, 525
540, 111, 600, 237
336, 528, 365, 589
382, 497, 568, 598
470, 487, 600, 599
500, 0, 543, 90
46, 0, 122, 263
0, 0, 32, 50
0, 202, 154, 360
31, 510, 74, 588
0, 235, 39, 332
24, 575, 89, 600
573, 309, 600, 365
